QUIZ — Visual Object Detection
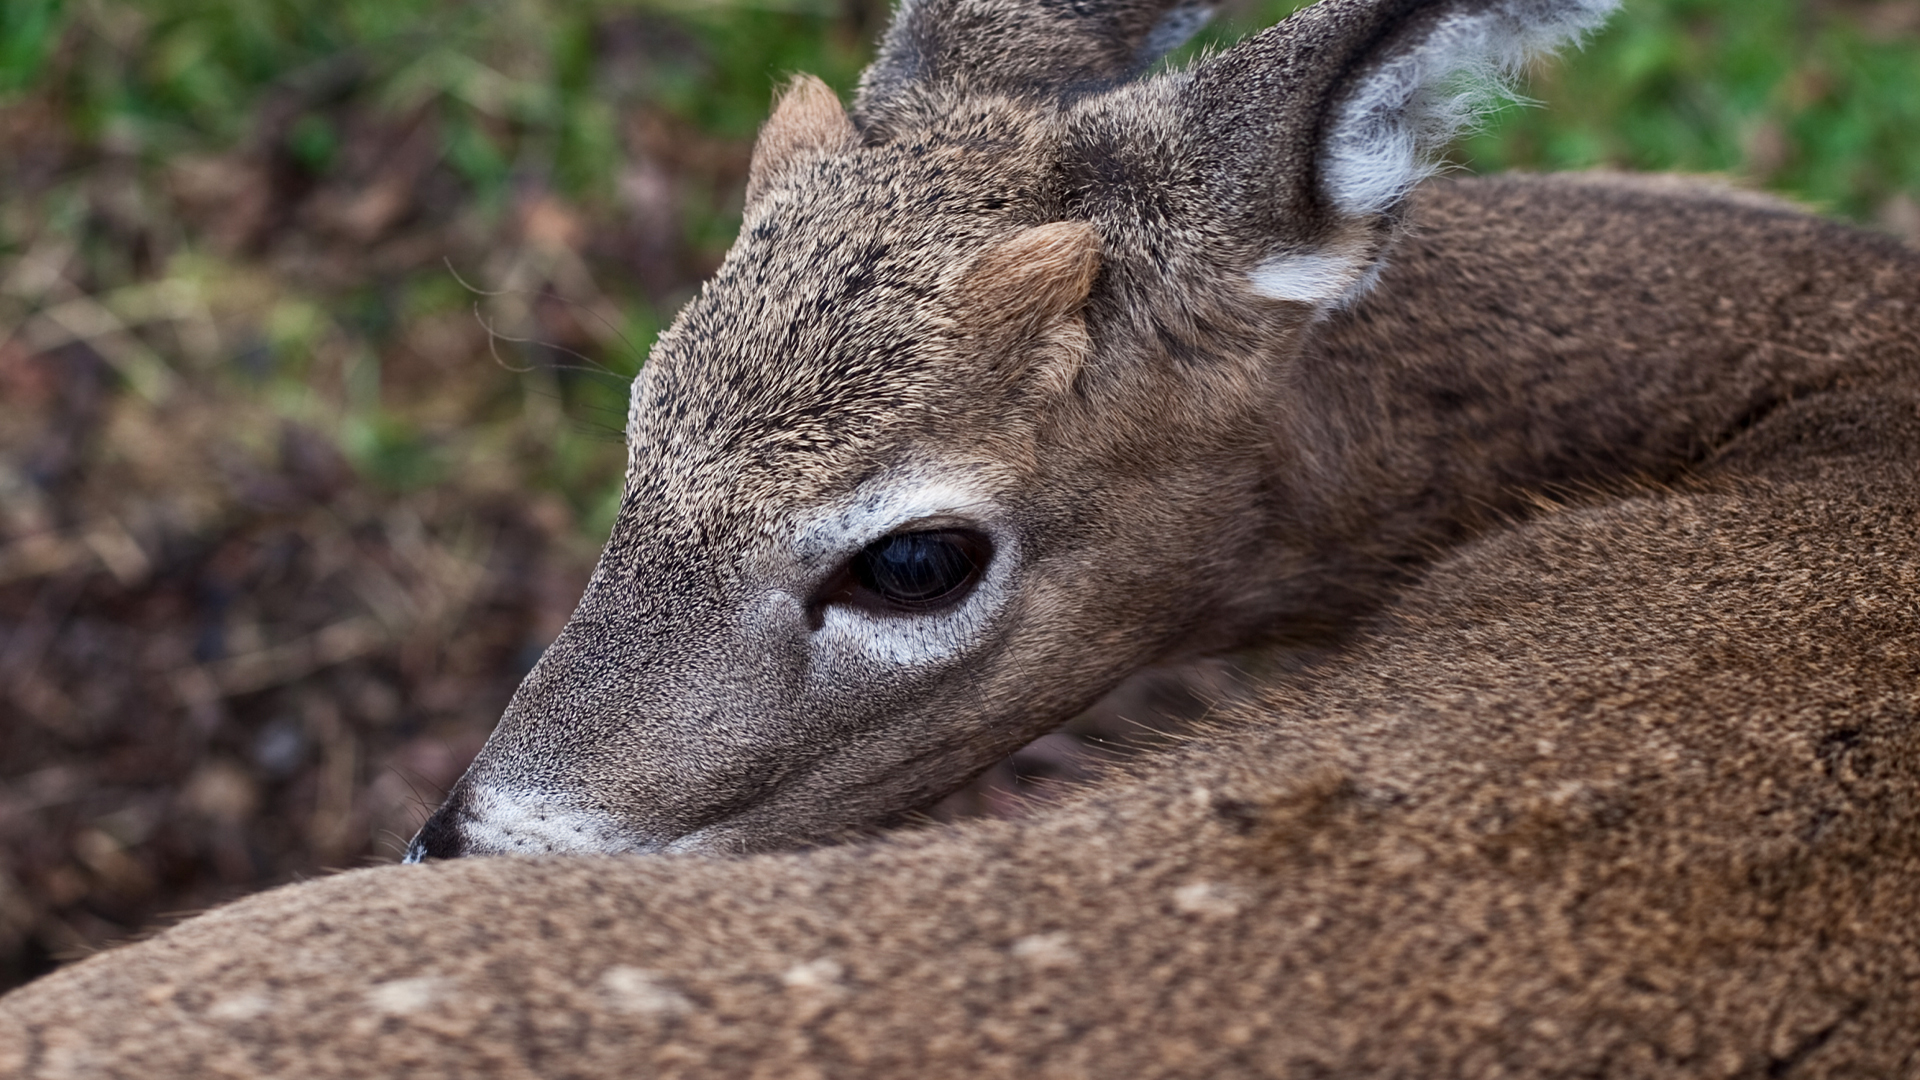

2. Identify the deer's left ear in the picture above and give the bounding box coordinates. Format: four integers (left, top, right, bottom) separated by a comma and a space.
854, 0, 1219, 134
1070, 0, 1617, 312
954, 222, 1103, 394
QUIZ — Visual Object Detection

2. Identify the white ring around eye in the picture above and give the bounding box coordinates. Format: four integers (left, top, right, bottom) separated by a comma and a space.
781, 471, 1020, 674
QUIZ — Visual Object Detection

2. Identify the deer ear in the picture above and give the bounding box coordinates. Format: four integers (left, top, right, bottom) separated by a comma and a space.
957, 222, 1102, 392
746, 75, 856, 208
855, 0, 1216, 133
1310, 0, 1617, 220
1226, 0, 1614, 306
1068, 0, 1616, 312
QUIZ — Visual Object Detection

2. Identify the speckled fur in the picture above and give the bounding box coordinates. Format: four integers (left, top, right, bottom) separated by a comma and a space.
6, 0, 1920, 1069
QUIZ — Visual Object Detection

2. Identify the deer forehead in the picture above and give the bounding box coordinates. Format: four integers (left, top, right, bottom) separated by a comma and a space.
622, 350, 1016, 542
637, 155, 1044, 423
618, 143, 1085, 542
620, 355, 1032, 582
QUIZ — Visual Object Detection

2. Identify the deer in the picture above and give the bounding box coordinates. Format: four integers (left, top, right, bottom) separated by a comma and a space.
394, 0, 1892, 861
5, 0, 1920, 1074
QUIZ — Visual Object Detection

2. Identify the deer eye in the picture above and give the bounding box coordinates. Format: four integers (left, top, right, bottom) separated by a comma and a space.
844, 529, 992, 612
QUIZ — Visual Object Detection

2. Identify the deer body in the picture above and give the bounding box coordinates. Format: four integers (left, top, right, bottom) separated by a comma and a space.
402, 0, 1673, 859
6, 0, 1920, 1073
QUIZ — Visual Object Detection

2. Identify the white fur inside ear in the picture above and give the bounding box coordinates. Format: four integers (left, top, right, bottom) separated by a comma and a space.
1323, 0, 1618, 216
1247, 251, 1378, 306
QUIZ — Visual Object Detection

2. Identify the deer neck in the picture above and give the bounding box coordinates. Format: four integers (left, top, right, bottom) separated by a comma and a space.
1216, 174, 1920, 655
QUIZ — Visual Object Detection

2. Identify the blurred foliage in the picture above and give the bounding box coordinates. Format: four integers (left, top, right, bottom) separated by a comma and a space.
1210, 0, 1920, 224
4, 0, 870, 174
0, 0, 1913, 992
0, 0, 876, 535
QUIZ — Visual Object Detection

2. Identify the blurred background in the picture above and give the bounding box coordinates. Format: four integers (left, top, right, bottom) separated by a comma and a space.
0, 0, 1915, 992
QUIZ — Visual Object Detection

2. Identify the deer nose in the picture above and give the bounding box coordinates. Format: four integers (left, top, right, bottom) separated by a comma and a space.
403, 794, 469, 862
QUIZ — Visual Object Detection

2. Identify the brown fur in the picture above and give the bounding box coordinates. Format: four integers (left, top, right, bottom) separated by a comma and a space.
4, 0, 1919, 1071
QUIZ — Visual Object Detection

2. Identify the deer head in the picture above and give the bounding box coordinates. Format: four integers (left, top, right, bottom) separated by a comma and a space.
406, 0, 1617, 859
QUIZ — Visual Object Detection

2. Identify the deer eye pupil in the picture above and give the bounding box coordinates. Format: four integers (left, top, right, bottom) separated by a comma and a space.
852, 530, 990, 610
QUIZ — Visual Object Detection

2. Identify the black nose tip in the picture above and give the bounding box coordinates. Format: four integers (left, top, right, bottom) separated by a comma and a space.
403, 798, 468, 863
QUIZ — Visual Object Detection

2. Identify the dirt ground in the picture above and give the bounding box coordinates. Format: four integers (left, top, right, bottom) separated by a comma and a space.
0, 289, 620, 992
